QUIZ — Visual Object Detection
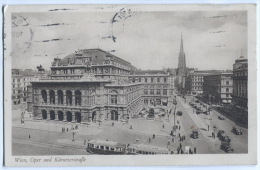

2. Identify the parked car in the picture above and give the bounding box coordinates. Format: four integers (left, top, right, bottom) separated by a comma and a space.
195, 100, 199, 103
208, 107, 213, 111
220, 141, 234, 153
193, 105, 197, 109
218, 115, 225, 120
232, 127, 243, 135
176, 111, 183, 116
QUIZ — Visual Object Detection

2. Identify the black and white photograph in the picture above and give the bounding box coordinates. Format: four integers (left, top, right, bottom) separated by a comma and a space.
3, 4, 257, 166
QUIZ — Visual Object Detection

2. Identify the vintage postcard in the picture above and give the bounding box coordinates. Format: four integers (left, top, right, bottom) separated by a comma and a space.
3, 4, 257, 166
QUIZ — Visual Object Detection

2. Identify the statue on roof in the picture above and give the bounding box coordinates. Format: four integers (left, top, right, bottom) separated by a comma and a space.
36, 65, 45, 72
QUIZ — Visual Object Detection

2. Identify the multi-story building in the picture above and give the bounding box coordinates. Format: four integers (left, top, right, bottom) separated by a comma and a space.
185, 70, 220, 95
22, 69, 37, 102
203, 71, 233, 104
12, 69, 23, 105
129, 70, 171, 106
231, 55, 248, 124
232, 56, 248, 108
28, 49, 144, 123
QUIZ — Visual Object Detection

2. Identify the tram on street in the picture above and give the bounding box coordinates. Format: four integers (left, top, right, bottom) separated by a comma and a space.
127, 143, 170, 155
86, 139, 126, 155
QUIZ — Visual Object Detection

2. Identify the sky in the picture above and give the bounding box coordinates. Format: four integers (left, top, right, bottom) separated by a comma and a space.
11, 6, 247, 71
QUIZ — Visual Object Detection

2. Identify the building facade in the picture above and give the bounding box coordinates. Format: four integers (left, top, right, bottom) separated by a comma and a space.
129, 70, 171, 107
27, 49, 154, 123
185, 70, 220, 95
203, 71, 233, 104
12, 69, 24, 105
232, 56, 248, 108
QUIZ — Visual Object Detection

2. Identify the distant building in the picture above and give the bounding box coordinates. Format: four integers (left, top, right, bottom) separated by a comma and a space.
185, 70, 220, 95
12, 69, 38, 106
129, 70, 171, 106
232, 56, 248, 108
203, 71, 233, 104
12, 69, 23, 105
166, 68, 177, 95
231, 55, 248, 124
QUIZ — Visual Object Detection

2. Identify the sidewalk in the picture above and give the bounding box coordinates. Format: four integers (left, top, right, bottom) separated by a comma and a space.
13, 119, 102, 136
177, 97, 218, 143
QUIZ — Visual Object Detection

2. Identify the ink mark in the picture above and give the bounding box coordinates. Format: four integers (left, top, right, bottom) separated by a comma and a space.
203, 15, 228, 19
210, 31, 225, 34
215, 45, 227, 47
12, 16, 29, 27
49, 8, 75, 12
40, 23, 73, 27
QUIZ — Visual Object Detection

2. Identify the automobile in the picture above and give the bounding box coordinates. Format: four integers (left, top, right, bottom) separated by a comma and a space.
218, 115, 225, 120
193, 105, 197, 109
195, 100, 199, 103
208, 107, 213, 111
218, 132, 231, 142
191, 129, 199, 139
207, 102, 211, 105
176, 111, 183, 116
217, 130, 226, 139
232, 127, 243, 135
220, 142, 234, 153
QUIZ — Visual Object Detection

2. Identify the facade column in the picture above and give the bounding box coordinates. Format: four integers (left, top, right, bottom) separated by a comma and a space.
46, 111, 50, 120
54, 90, 58, 106
63, 112, 67, 122
72, 112, 76, 123
63, 90, 66, 106
46, 90, 50, 105
54, 111, 59, 121
72, 90, 75, 106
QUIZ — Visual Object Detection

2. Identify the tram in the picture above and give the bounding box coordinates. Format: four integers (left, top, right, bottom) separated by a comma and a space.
86, 139, 126, 155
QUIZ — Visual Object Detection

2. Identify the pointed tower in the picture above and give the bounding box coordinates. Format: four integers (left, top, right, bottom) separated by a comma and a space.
178, 33, 186, 76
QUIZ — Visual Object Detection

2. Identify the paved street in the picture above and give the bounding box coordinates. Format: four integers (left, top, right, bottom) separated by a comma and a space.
12, 93, 247, 155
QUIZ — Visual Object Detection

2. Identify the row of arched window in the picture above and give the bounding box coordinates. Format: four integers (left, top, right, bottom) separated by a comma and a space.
41, 89, 82, 106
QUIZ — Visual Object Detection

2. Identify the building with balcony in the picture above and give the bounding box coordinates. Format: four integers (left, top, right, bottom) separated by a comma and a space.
28, 49, 144, 123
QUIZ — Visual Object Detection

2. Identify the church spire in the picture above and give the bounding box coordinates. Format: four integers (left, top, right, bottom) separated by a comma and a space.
180, 32, 184, 53
178, 33, 186, 76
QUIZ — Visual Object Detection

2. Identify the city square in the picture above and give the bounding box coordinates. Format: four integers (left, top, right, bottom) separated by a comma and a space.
9, 7, 249, 156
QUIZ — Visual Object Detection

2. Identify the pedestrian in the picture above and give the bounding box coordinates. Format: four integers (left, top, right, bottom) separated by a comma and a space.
177, 147, 180, 154
84, 140, 86, 145
67, 128, 68, 132
178, 133, 180, 138
28, 134, 30, 139
136, 138, 139, 143
172, 138, 174, 142
179, 126, 180, 130
180, 143, 182, 149
148, 137, 151, 143
212, 132, 214, 138
153, 134, 155, 139
184, 135, 186, 140
181, 149, 183, 154
189, 148, 192, 154
163, 124, 164, 129
194, 147, 196, 154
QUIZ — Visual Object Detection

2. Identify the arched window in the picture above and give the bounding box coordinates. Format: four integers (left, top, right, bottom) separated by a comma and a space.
42, 110, 47, 119
150, 88, 154, 95
41, 90, 47, 103
57, 90, 63, 104
110, 90, 118, 104
58, 111, 64, 121
75, 112, 81, 123
156, 89, 161, 95
75, 90, 81, 106
66, 90, 72, 105
66, 111, 72, 122
49, 90, 55, 104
